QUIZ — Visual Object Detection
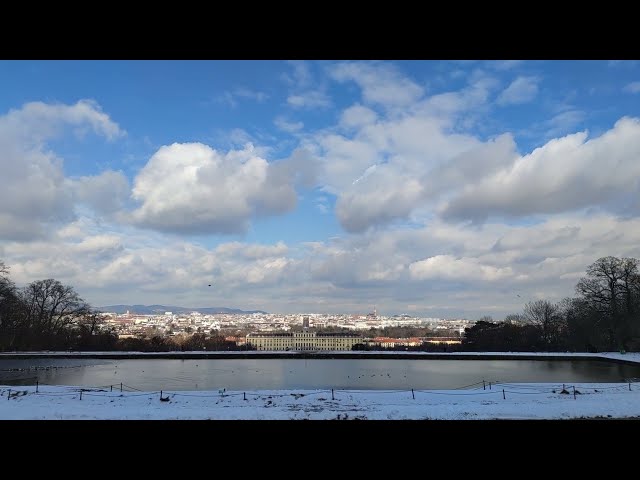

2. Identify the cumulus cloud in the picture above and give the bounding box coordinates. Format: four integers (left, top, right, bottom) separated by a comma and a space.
441, 117, 640, 222
497, 76, 539, 105
329, 62, 424, 108
297, 68, 513, 232
130, 143, 318, 234
0, 100, 124, 240
335, 165, 424, 232
315, 119, 514, 232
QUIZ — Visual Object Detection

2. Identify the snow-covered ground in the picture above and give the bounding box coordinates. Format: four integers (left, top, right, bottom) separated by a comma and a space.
1, 351, 638, 419
1, 381, 639, 420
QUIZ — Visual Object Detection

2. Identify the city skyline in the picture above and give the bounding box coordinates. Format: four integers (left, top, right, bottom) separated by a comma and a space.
1, 60, 640, 318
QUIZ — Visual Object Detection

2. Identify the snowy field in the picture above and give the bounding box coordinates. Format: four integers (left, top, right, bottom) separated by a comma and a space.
1, 381, 639, 420
1, 352, 639, 419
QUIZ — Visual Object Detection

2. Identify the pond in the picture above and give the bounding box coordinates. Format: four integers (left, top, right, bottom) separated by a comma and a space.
1, 358, 639, 391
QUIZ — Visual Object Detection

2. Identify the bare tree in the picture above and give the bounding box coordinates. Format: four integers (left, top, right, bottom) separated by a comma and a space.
504, 313, 525, 324
77, 310, 105, 336
19, 279, 90, 345
576, 257, 624, 317
576, 256, 639, 349
523, 300, 562, 346
0, 261, 23, 350
620, 258, 639, 316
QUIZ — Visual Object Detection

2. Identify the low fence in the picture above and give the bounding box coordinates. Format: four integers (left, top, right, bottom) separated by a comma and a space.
2, 378, 638, 404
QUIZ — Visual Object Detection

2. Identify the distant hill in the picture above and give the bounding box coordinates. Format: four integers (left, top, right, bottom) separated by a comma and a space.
98, 304, 267, 315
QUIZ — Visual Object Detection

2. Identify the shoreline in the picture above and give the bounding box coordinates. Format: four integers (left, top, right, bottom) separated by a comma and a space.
1, 350, 639, 366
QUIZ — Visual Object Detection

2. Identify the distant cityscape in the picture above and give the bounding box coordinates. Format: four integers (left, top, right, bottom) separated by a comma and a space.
97, 305, 474, 350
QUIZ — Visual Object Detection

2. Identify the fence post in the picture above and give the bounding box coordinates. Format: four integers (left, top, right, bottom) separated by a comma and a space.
411, 388, 415, 400
332, 388, 335, 400
489, 382, 492, 390
160, 390, 163, 400
502, 389, 505, 400
629, 382, 632, 391
244, 392, 246, 401
7, 389, 10, 400
36, 381, 38, 393
573, 386, 576, 400
483, 380, 486, 390
80, 391, 82, 401
110, 385, 113, 392
120, 382, 123, 393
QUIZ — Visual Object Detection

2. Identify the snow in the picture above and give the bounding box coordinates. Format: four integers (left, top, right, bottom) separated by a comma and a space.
0, 381, 638, 420
1, 351, 639, 419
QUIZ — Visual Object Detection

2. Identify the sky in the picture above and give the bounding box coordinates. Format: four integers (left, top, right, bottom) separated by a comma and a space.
1, 60, 640, 318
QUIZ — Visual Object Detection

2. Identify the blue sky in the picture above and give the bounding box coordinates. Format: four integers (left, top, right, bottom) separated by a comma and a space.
1, 60, 640, 318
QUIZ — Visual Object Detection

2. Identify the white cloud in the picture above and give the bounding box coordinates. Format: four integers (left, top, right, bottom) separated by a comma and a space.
234, 87, 268, 102
1, 99, 124, 143
544, 109, 585, 137
409, 255, 513, 282
293, 68, 510, 232
442, 117, 640, 221
623, 81, 640, 94
329, 62, 424, 109
217, 88, 268, 107
72, 170, 130, 214
0, 100, 124, 240
335, 165, 425, 232
129, 143, 317, 234
283, 61, 312, 88
274, 116, 304, 133
5, 208, 640, 317
339, 104, 377, 129
214, 241, 288, 259
497, 76, 540, 105
287, 91, 331, 109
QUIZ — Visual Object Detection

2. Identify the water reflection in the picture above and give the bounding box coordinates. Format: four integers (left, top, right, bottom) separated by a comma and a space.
1, 358, 639, 391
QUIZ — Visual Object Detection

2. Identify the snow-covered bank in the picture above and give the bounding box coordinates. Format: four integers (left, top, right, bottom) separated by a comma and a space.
1, 382, 639, 419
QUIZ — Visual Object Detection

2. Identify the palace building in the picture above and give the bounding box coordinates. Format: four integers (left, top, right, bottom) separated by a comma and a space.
246, 330, 362, 351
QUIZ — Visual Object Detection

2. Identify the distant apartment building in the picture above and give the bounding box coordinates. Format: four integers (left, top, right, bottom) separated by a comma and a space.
246, 331, 362, 351
366, 336, 462, 348
369, 337, 424, 348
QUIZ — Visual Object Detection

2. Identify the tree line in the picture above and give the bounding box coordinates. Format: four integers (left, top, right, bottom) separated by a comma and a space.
463, 256, 640, 352
0, 261, 253, 352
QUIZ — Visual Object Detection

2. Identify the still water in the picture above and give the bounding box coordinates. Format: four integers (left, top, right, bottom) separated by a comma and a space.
1, 358, 639, 391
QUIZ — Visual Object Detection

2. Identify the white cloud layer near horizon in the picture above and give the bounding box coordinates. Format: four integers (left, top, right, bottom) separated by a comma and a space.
4, 210, 640, 318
